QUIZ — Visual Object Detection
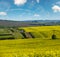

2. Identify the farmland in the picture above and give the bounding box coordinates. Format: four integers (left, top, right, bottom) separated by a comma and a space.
0, 39, 60, 57
19, 26, 60, 39
0, 26, 60, 57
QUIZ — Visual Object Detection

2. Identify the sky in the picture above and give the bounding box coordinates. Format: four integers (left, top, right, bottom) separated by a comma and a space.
0, 0, 60, 21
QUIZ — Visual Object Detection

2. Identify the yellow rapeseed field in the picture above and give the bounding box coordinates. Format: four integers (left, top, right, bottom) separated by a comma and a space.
0, 26, 60, 57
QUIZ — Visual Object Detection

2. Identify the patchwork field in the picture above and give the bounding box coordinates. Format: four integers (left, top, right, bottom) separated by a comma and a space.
19, 26, 60, 39
0, 26, 60, 57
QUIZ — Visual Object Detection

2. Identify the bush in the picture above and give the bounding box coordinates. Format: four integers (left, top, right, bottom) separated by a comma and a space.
52, 34, 56, 39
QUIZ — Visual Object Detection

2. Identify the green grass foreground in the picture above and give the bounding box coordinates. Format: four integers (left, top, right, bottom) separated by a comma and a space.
0, 39, 60, 57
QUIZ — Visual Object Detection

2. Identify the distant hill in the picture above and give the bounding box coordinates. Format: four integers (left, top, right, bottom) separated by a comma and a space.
0, 20, 60, 27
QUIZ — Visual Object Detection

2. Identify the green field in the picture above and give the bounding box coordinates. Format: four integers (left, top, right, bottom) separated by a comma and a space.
0, 26, 60, 57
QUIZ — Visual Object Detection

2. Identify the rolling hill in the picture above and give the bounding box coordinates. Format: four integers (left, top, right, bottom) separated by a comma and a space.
0, 20, 60, 27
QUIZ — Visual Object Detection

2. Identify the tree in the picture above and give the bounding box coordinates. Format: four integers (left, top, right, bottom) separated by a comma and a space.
52, 30, 57, 39
52, 34, 56, 39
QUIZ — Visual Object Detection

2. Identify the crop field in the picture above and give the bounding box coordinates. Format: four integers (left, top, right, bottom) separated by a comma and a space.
0, 26, 60, 57
0, 39, 60, 57
19, 26, 60, 39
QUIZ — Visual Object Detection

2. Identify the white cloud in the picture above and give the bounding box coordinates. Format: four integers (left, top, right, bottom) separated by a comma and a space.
0, 12, 7, 16
52, 5, 60, 12
34, 14, 40, 17
36, 0, 40, 3
14, 0, 27, 6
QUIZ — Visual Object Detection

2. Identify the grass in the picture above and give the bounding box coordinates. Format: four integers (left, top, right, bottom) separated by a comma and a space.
0, 28, 24, 39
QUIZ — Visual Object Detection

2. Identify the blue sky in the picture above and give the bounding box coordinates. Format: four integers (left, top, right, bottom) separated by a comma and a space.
0, 0, 60, 21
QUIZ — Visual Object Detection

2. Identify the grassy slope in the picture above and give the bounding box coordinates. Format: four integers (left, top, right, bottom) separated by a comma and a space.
0, 28, 24, 39
19, 26, 60, 39
0, 26, 60, 39
0, 29, 14, 39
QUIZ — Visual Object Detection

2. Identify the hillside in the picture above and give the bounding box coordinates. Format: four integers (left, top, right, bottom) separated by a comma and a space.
0, 26, 60, 40
0, 26, 60, 57
0, 20, 60, 27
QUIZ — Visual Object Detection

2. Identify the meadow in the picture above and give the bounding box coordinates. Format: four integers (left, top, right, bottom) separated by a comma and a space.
0, 26, 60, 57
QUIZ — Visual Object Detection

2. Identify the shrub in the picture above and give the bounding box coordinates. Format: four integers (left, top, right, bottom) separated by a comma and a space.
52, 34, 56, 39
